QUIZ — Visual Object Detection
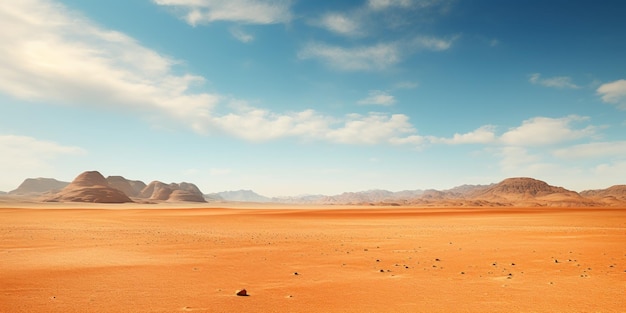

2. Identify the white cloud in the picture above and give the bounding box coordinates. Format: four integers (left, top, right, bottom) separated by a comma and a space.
230, 27, 254, 43
410, 36, 455, 51
529, 73, 580, 89
0, 135, 86, 159
552, 141, 626, 159
597, 79, 626, 110
367, 0, 412, 10
0, 135, 86, 190
430, 125, 496, 144
298, 36, 453, 71
496, 146, 542, 172
153, 0, 292, 26
208, 104, 422, 145
357, 90, 396, 106
326, 113, 418, 145
298, 42, 401, 71
0, 0, 428, 147
394, 81, 419, 89
312, 0, 453, 39
0, 0, 219, 122
499, 115, 596, 146
316, 13, 361, 37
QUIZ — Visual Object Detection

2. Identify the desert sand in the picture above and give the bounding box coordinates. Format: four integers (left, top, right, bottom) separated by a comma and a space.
1, 203, 624, 312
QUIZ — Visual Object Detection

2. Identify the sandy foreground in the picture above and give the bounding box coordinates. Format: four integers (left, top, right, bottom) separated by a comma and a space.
1, 203, 625, 313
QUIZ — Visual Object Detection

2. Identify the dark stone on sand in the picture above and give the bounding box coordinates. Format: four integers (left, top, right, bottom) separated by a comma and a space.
236, 289, 248, 296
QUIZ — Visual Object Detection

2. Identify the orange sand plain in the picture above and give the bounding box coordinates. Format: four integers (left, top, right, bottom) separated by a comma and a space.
1, 204, 625, 312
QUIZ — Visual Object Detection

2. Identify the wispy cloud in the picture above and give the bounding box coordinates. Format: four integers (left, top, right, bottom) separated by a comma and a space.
0, 134, 86, 189
153, 0, 292, 26
431, 115, 597, 147
298, 36, 454, 71
394, 81, 419, 89
367, 0, 413, 10
529, 73, 580, 89
0, 0, 219, 123
499, 115, 596, 146
230, 27, 254, 43
311, 0, 453, 38
298, 42, 401, 71
429, 125, 496, 144
0, 135, 86, 158
410, 36, 456, 51
552, 141, 626, 159
207, 104, 421, 145
0, 0, 427, 147
315, 12, 362, 37
597, 79, 626, 110
357, 90, 396, 106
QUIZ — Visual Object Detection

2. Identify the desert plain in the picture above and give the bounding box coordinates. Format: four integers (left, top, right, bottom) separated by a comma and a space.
1, 202, 625, 313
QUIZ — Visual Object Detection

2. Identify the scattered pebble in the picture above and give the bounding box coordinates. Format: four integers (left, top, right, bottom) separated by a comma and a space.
236, 289, 248, 296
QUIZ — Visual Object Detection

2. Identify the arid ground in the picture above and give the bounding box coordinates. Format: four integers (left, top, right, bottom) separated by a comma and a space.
1, 204, 625, 312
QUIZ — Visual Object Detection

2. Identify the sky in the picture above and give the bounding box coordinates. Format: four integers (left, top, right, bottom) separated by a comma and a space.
1, 0, 625, 197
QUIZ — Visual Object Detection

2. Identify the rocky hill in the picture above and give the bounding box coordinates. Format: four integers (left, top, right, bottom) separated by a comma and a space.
9, 178, 69, 196
106, 176, 146, 197
140, 181, 206, 202
580, 185, 626, 206
44, 171, 133, 203
460, 177, 595, 207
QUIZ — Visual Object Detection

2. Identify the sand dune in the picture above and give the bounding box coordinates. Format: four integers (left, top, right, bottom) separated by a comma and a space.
1, 204, 624, 312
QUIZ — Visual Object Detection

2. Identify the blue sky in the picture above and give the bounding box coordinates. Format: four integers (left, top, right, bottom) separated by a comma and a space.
1, 0, 625, 196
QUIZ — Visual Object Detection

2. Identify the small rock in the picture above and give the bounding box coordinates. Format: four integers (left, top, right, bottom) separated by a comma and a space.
236, 289, 248, 296
293, 272, 299, 275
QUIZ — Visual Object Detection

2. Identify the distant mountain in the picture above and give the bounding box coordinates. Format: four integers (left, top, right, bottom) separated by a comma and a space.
209, 190, 271, 202
580, 185, 626, 206
44, 171, 133, 203
7, 172, 625, 207
272, 194, 326, 204
317, 189, 419, 204
469, 177, 595, 206
444, 184, 493, 196
9, 178, 69, 195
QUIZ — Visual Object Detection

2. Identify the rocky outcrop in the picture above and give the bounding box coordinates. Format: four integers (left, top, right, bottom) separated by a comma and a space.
139, 181, 206, 202
44, 171, 133, 203
106, 176, 146, 197
469, 177, 594, 206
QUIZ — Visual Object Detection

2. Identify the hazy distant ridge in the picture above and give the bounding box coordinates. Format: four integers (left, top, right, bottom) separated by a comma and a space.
3, 174, 625, 207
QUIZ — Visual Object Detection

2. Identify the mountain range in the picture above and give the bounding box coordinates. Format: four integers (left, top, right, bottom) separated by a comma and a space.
10, 171, 206, 203
2, 171, 625, 207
